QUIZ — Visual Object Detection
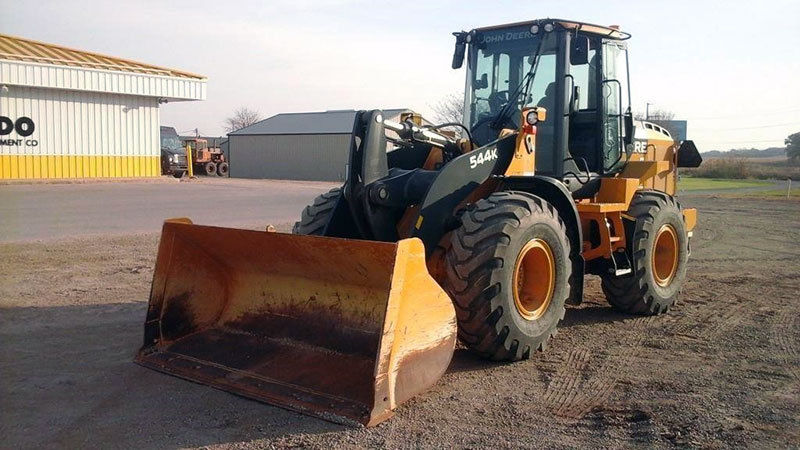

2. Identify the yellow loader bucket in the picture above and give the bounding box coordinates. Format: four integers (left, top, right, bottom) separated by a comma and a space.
135, 219, 456, 426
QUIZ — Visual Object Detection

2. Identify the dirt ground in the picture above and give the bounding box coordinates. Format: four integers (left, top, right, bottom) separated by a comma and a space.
1, 194, 798, 449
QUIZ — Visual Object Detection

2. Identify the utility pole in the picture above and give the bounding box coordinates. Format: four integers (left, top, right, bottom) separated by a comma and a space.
646, 102, 652, 120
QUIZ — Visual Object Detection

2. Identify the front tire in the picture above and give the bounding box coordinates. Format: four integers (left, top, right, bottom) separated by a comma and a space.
444, 191, 571, 361
601, 191, 688, 314
216, 162, 229, 177
292, 188, 341, 235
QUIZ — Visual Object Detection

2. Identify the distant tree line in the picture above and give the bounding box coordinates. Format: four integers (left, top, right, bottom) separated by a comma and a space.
786, 132, 800, 164
701, 147, 787, 158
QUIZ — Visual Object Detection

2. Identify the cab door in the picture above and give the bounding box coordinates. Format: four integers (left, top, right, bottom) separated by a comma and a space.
600, 40, 632, 174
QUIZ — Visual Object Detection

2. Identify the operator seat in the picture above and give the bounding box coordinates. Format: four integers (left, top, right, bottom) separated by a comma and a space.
537, 83, 600, 198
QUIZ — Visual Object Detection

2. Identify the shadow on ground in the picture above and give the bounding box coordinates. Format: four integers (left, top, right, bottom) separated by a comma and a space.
0, 303, 345, 449
446, 348, 499, 374
446, 299, 633, 374
561, 302, 632, 328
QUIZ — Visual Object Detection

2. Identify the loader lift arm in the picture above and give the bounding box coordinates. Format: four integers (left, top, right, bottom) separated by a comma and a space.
329, 109, 517, 256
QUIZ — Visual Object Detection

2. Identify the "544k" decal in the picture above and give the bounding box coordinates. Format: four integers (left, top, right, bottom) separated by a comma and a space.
469, 148, 498, 169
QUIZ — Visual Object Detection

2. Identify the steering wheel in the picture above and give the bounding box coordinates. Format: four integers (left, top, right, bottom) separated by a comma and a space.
488, 90, 511, 114
469, 90, 524, 146
470, 111, 521, 147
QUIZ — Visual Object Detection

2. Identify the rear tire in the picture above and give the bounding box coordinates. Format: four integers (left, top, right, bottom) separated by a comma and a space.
203, 162, 216, 176
292, 188, 341, 235
444, 191, 571, 361
172, 171, 185, 179
601, 191, 688, 314
216, 162, 229, 177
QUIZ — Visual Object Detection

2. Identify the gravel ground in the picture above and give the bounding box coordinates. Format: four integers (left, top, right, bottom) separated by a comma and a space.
0, 178, 336, 241
1, 195, 798, 448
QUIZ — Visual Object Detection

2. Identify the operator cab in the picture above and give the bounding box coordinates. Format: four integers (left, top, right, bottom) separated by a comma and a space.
453, 19, 634, 197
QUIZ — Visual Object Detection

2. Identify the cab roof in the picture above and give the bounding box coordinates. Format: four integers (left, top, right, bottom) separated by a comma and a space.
471, 18, 631, 40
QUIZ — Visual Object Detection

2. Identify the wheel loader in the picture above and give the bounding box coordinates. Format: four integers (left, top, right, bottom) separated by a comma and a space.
135, 18, 701, 426
183, 137, 229, 176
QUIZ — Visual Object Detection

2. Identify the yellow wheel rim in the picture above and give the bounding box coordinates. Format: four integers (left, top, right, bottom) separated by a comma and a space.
512, 238, 555, 321
652, 224, 679, 287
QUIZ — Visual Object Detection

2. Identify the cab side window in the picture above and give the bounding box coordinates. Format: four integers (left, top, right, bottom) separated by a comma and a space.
601, 41, 631, 173
569, 40, 598, 111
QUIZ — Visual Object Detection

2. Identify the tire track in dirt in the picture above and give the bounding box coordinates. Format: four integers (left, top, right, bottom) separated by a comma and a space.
692, 227, 724, 251
542, 279, 754, 420
542, 315, 658, 419
541, 348, 592, 416
770, 305, 800, 382
669, 293, 747, 341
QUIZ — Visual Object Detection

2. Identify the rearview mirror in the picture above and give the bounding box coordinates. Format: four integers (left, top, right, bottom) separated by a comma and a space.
570, 36, 589, 65
624, 111, 634, 146
452, 32, 467, 69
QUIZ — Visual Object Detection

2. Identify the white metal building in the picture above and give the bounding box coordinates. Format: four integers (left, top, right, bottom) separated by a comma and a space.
0, 33, 206, 179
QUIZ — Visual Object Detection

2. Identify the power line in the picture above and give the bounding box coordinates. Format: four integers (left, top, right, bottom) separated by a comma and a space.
701, 138, 785, 145
683, 107, 800, 120
693, 122, 800, 131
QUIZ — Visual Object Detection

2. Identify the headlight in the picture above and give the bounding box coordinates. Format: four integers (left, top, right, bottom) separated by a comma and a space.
526, 110, 539, 126
543, 23, 554, 32
525, 107, 546, 126
168, 155, 174, 162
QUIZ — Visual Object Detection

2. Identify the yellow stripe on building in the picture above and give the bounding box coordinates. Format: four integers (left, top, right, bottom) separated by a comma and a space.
0, 155, 161, 179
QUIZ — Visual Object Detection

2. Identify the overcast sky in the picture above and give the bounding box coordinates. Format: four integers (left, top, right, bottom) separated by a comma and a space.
2, 0, 799, 151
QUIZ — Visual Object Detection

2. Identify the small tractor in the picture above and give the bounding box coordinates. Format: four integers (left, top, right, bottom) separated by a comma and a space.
183, 137, 229, 176
136, 18, 702, 426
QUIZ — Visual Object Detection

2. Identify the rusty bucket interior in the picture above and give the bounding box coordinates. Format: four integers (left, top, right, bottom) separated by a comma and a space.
135, 219, 456, 426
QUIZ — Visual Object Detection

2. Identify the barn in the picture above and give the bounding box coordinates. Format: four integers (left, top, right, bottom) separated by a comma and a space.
227, 109, 410, 181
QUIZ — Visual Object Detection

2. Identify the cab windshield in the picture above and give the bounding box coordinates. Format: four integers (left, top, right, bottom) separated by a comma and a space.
161, 135, 183, 152
186, 140, 208, 151
467, 26, 558, 169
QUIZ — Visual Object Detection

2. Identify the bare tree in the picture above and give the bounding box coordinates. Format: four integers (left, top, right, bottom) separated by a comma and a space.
634, 108, 675, 121
431, 93, 464, 125
224, 107, 262, 133
787, 131, 800, 164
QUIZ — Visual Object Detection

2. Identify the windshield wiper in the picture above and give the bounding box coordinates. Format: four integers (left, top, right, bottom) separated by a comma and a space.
489, 36, 546, 130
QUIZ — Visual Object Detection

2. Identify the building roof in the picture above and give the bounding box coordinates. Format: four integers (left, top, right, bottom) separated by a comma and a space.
0, 33, 205, 80
229, 109, 411, 136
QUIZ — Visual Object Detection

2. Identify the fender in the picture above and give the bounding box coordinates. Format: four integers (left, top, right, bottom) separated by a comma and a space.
410, 135, 516, 256
500, 175, 585, 305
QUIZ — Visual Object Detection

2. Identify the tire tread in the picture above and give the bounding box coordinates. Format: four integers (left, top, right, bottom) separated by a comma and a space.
601, 190, 686, 315
444, 191, 571, 361
292, 188, 341, 235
